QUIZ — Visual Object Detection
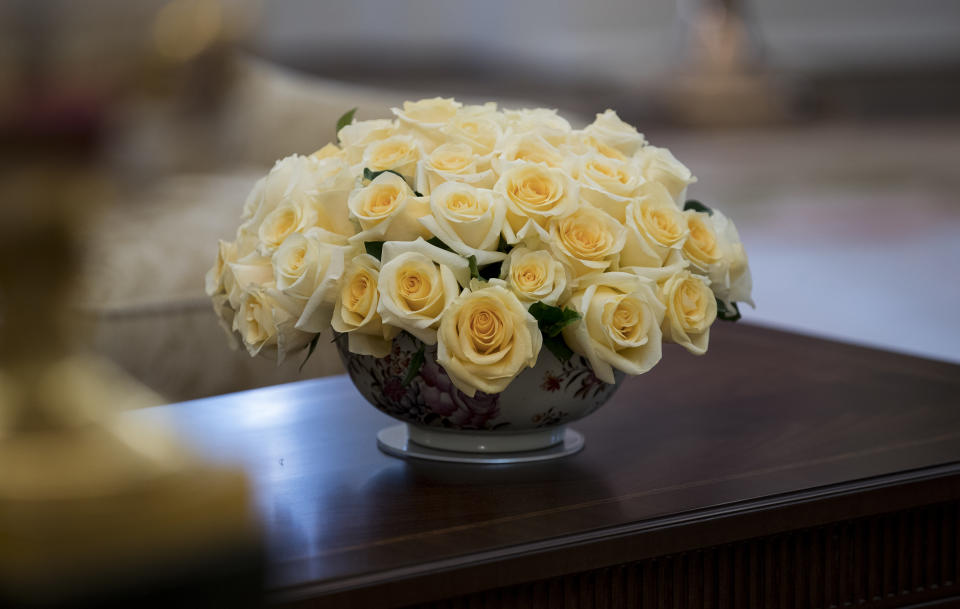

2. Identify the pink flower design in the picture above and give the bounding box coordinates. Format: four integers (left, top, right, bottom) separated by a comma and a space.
419, 356, 501, 429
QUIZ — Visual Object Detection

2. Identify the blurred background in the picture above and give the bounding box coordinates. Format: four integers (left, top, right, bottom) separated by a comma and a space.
3, 0, 959, 403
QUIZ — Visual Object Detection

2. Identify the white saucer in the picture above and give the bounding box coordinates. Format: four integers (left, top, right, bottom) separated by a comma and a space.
376, 424, 585, 464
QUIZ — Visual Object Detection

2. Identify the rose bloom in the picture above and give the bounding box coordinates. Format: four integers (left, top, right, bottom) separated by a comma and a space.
268, 229, 347, 333
682, 210, 723, 273
583, 109, 646, 156
548, 206, 626, 281
634, 145, 696, 203
576, 152, 644, 222
561, 272, 665, 384
377, 239, 469, 344
501, 246, 568, 306
703, 210, 754, 307
415, 142, 495, 195
233, 286, 313, 362
417, 182, 507, 265
441, 103, 503, 157
362, 134, 422, 177
620, 182, 689, 268
437, 281, 542, 397
331, 254, 399, 357
348, 171, 431, 242
494, 163, 578, 243
493, 133, 567, 172
338, 118, 398, 164
503, 107, 572, 145
659, 270, 717, 355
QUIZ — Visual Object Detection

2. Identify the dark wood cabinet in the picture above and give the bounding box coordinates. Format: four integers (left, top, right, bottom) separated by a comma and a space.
150, 324, 960, 608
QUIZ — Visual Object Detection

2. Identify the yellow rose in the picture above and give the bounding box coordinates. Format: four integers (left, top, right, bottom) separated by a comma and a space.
441, 103, 503, 157
561, 272, 665, 383
331, 254, 399, 357
362, 134, 421, 177
437, 281, 542, 396
226, 252, 273, 309
311, 143, 341, 160
492, 133, 567, 173
703, 210, 754, 307
635, 145, 696, 202
233, 286, 313, 362
348, 172, 431, 242
417, 182, 507, 265
682, 210, 722, 272
660, 270, 717, 355
338, 118, 398, 164
377, 238, 469, 344
493, 164, 578, 243
548, 206, 626, 280
268, 229, 348, 333
576, 152, 644, 221
205, 239, 238, 297
583, 109, 646, 156
503, 107, 572, 145
501, 246, 568, 306
393, 97, 461, 134
620, 183, 689, 268
414, 142, 495, 195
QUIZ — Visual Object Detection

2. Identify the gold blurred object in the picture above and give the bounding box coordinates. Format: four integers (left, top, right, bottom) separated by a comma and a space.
663, 0, 788, 126
0, 1, 263, 605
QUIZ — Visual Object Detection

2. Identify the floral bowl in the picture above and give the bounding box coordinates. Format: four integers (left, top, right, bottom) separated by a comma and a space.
335, 331, 623, 453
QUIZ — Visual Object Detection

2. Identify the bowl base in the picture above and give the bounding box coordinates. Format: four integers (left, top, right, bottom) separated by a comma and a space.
376, 425, 584, 464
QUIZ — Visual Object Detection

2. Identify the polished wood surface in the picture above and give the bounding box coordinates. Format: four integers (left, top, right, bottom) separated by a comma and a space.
139, 323, 960, 608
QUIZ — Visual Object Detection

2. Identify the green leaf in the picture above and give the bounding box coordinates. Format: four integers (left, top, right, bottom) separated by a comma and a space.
364, 241, 385, 260
478, 261, 502, 281
299, 334, 321, 372
426, 236, 453, 252
335, 108, 357, 141
716, 299, 741, 322
363, 167, 406, 182
402, 343, 426, 386
684, 199, 713, 215
542, 335, 574, 362
529, 302, 581, 337
467, 255, 480, 280
497, 235, 512, 254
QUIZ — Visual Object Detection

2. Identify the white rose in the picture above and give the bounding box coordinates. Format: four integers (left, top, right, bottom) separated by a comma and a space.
576, 152, 644, 221
437, 281, 541, 397
362, 134, 422, 177
441, 103, 504, 157
504, 107, 572, 145
583, 109, 646, 156
635, 145, 696, 203
659, 270, 717, 355
226, 252, 273, 309
338, 118, 398, 164
348, 172, 431, 242
501, 246, 568, 306
562, 272, 665, 383
414, 142, 495, 195
705, 210, 754, 307
393, 97, 462, 147
418, 182, 507, 265
492, 132, 567, 174
233, 286, 313, 362
205, 239, 238, 297
548, 206, 626, 281
268, 230, 348, 332
377, 238, 469, 344
681, 209, 723, 275
620, 182, 690, 268
331, 254, 399, 357
493, 163, 579, 243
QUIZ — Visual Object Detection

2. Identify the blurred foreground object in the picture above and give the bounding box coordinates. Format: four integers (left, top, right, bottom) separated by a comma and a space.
665, 0, 789, 125
0, 1, 263, 606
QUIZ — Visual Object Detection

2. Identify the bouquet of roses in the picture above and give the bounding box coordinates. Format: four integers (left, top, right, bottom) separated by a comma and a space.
206, 98, 753, 397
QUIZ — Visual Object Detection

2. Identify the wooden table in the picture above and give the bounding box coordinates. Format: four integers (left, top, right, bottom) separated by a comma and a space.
147, 324, 960, 608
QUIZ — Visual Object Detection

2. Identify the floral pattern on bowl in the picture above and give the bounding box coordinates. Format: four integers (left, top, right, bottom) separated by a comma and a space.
335, 331, 623, 433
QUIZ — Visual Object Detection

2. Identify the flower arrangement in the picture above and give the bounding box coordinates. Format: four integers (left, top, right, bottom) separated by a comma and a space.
206, 98, 753, 398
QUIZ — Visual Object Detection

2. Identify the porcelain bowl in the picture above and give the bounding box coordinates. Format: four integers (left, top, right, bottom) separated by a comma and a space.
335, 331, 623, 453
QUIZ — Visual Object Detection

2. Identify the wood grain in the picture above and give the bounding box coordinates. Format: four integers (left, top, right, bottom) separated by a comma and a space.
141, 323, 960, 608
